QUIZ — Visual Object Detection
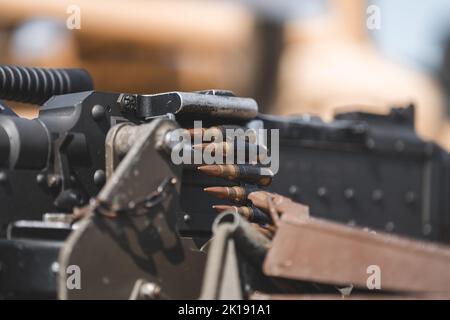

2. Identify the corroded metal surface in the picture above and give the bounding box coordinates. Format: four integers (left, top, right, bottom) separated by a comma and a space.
264, 210, 450, 293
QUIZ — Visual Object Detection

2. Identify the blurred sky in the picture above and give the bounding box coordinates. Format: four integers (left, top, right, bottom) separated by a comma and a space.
232, 0, 450, 76
235, 0, 328, 21
369, 0, 450, 74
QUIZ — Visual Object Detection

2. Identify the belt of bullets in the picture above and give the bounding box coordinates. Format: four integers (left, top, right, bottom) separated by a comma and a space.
190, 125, 305, 239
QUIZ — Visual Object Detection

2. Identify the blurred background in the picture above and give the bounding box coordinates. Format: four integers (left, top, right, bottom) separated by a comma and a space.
0, 0, 450, 149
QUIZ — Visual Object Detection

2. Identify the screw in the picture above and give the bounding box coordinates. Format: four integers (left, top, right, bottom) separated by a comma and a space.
51, 262, 59, 274
36, 173, 46, 185
91, 105, 106, 121
93, 169, 106, 188
119, 94, 137, 112
288, 185, 299, 196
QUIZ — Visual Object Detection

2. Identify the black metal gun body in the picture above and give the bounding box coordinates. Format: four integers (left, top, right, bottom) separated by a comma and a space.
0, 92, 130, 231
180, 106, 450, 243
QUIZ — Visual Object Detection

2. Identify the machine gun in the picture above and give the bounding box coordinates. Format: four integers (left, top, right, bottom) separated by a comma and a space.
0, 65, 449, 299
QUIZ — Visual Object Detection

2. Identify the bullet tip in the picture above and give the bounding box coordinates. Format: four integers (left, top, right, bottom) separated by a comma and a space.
204, 186, 227, 198
198, 165, 221, 176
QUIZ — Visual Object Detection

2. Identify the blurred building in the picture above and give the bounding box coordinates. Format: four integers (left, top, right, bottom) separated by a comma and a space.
274, 0, 450, 150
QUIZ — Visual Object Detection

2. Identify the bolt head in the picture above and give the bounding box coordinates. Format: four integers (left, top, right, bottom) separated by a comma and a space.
119, 95, 136, 112
50, 262, 59, 274
91, 105, 106, 121
288, 185, 299, 196
93, 170, 106, 187
36, 173, 46, 185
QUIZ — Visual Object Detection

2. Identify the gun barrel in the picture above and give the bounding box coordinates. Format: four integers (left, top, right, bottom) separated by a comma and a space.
0, 65, 93, 105
0, 116, 50, 169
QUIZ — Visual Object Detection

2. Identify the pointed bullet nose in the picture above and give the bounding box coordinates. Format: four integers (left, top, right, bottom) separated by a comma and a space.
198, 165, 221, 176
212, 205, 228, 213
198, 165, 213, 172
192, 143, 208, 150
204, 186, 228, 199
